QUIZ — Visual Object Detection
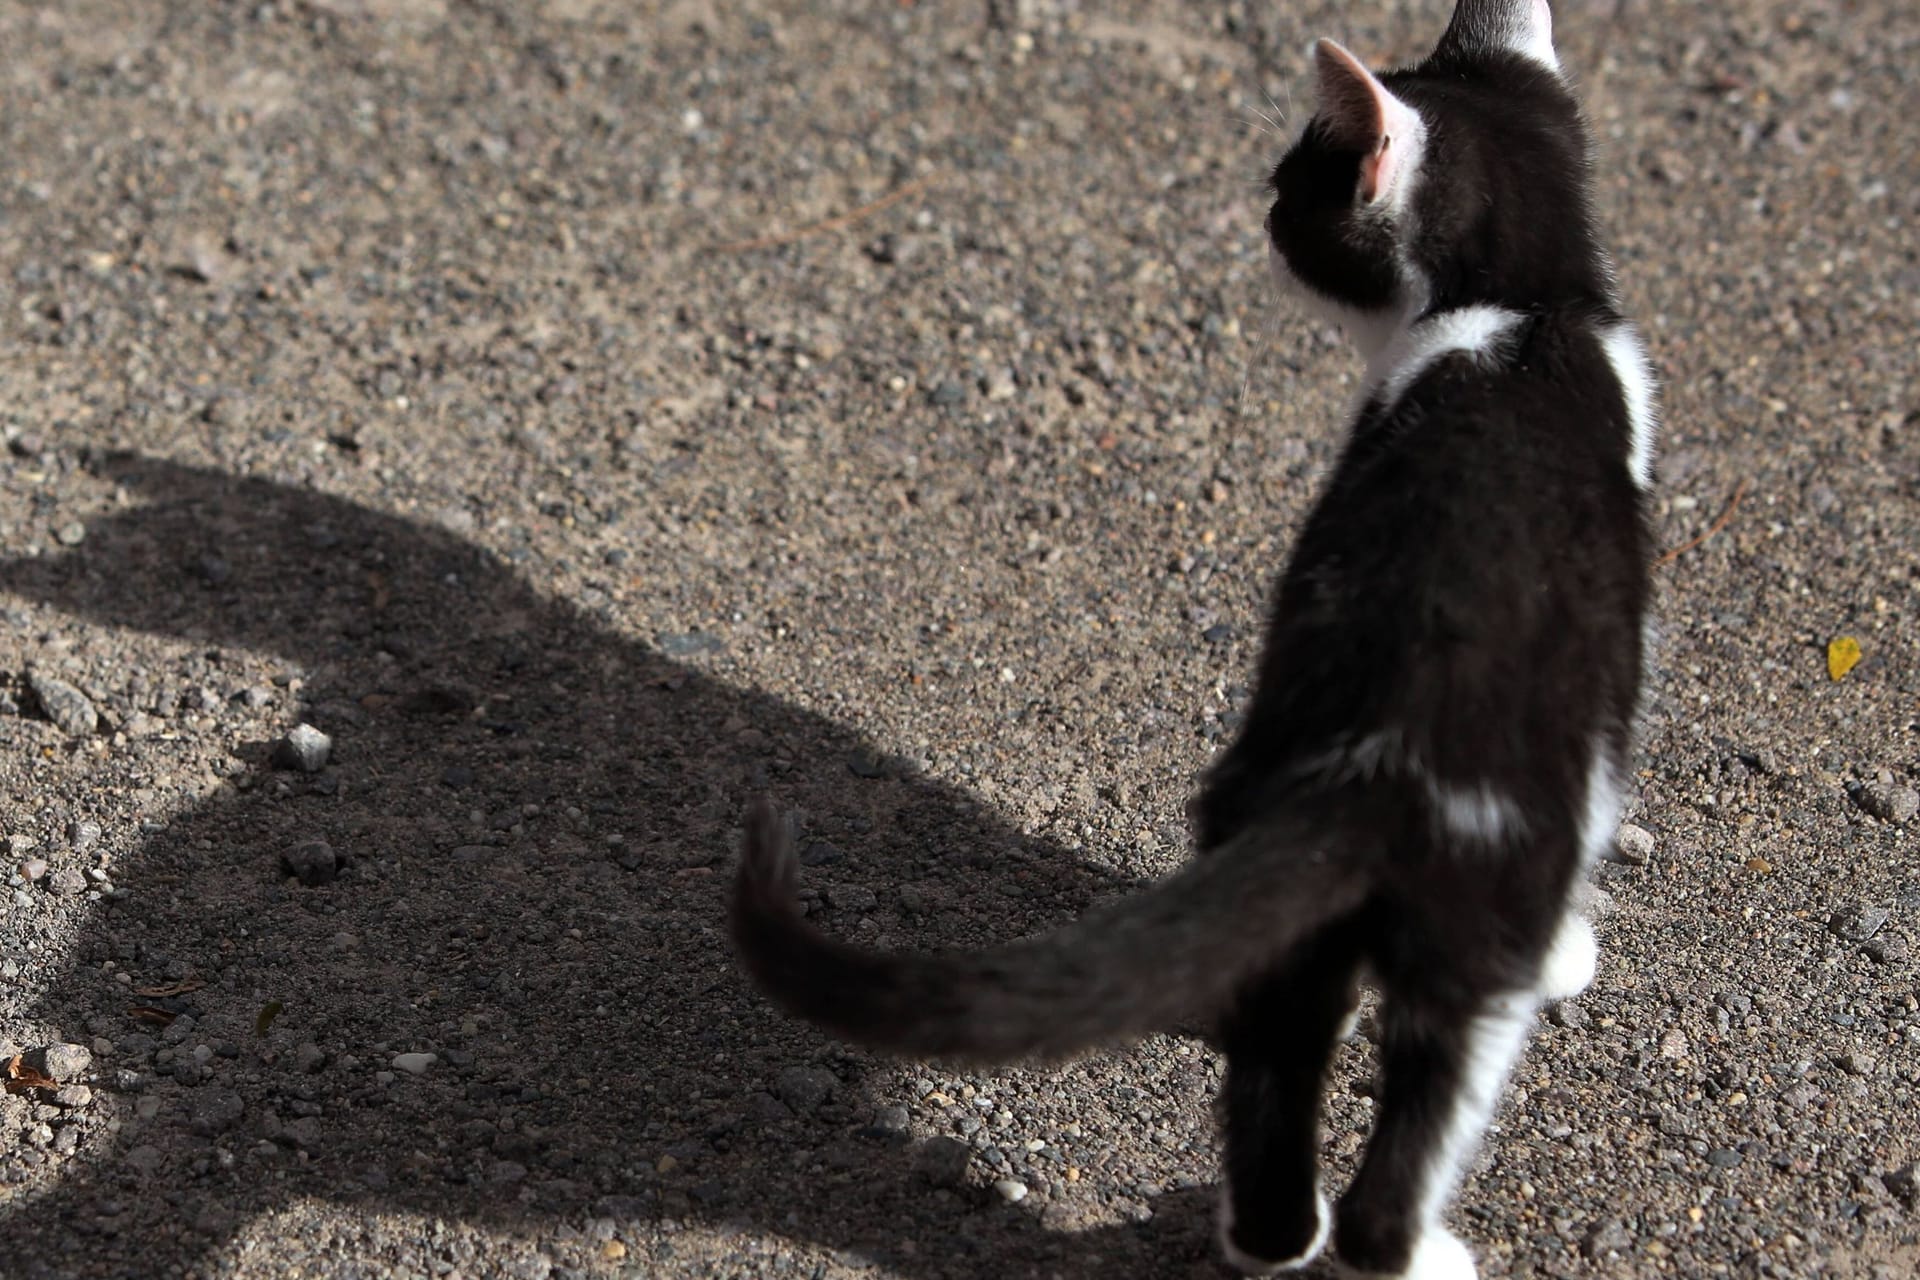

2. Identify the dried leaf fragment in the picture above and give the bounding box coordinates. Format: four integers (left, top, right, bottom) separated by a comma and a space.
128, 1006, 179, 1027
255, 1000, 285, 1037
5, 1054, 59, 1093
133, 977, 206, 998
1828, 636, 1862, 681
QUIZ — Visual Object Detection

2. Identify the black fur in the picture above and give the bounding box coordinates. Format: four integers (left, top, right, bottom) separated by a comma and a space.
730, 4, 1652, 1276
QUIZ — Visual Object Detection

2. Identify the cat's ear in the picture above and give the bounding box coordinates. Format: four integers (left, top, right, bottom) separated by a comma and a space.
1436, 0, 1559, 71
1313, 40, 1424, 206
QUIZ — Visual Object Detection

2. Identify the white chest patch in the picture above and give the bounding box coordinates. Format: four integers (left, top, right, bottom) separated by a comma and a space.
1365, 305, 1524, 418
1597, 321, 1659, 490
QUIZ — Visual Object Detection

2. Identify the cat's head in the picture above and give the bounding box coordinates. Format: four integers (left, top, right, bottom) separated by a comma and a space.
1268, 0, 1608, 354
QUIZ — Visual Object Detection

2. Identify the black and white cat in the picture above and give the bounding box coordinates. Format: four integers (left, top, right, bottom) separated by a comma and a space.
731, 3, 1656, 1277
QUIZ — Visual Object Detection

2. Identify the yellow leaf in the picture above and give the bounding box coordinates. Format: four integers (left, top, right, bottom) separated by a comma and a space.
1827, 636, 1862, 681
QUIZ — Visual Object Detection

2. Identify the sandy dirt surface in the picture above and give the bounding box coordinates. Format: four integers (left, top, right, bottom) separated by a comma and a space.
1, 1, 1916, 1277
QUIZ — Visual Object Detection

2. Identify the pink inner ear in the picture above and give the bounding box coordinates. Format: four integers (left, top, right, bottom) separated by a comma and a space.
1359, 136, 1399, 205
1314, 39, 1422, 205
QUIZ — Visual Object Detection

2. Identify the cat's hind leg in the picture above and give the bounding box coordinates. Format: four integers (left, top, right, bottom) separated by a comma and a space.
1332, 981, 1538, 1280
1216, 921, 1366, 1275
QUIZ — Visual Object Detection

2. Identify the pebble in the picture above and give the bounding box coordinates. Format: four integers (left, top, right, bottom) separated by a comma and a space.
281, 839, 344, 886
392, 1052, 438, 1075
27, 671, 98, 737
1548, 1002, 1590, 1030
1584, 1218, 1634, 1259
20, 858, 47, 881
47, 867, 86, 896
1857, 784, 1918, 824
54, 1085, 93, 1108
273, 723, 333, 772
1863, 934, 1909, 964
187, 1089, 245, 1135
656, 631, 723, 658
1613, 823, 1655, 864
994, 1178, 1029, 1203
772, 1065, 837, 1114
54, 521, 87, 547
825, 884, 878, 912
1828, 903, 1891, 941
913, 1135, 973, 1187
68, 820, 102, 851
39, 1043, 92, 1081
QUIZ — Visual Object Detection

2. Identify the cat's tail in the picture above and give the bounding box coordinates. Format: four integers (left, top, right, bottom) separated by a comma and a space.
729, 797, 1376, 1063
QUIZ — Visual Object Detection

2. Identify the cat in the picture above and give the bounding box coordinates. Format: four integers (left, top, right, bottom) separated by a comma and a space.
730, 2, 1656, 1277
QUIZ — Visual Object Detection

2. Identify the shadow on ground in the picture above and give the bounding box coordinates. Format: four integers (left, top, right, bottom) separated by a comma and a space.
0, 455, 1221, 1279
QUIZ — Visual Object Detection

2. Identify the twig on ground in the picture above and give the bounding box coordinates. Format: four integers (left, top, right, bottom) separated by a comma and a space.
1655, 478, 1750, 567
705, 176, 932, 255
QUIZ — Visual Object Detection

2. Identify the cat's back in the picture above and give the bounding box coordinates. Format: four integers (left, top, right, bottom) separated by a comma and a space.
1247, 304, 1653, 784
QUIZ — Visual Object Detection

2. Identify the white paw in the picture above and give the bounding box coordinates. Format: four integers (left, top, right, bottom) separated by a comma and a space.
1337, 1229, 1477, 1280
1219, 1185, 1331, 1275
1402, 1230, 1478, 1280
1535, 914, 1597, 1001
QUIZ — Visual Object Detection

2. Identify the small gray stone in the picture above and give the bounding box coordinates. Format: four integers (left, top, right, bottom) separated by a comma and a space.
53, 1084, 93, 1108
1583, 1218, 1634, 1259
27, 671, 98, 737
747, 1091, 794, 1122
273, 723, 332, 772
294, 1043, 328, 1073
281, 840, 343, 886
38, 1043, 92, 1081
55, 521, 87, 547
914, 1135, 973, 1186
1885, 1164, 1918, 1207
871, 1104, 911, 1133
1863, 934, 1910, 964
124, 1145, 165, 1174
68, 820, 101, 851
1828, 904, 1891, 941
1705, 1147, 1742, 1168
392, 1052, 438, 1075
1612, 823, 1655, 864
656, 631, 723, 658
825, 884, 878, 912
48, 867, 86, 896
773, 1065, 838, 1114
1857, 784, 1919, 825
20, 858, 47, 881
1548, 1002, 1589, 1030
993, 1177, 1029, 1203
1839, 1051, 1876, 1077
281, 1117, 323, 1151
188, 1089, 245, 1135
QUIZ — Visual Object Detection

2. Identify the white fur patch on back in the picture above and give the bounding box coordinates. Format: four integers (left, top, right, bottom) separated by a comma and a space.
1598, 321, 1658, 489
1429, 782, 1526, 845
1366, 305, 1523, 417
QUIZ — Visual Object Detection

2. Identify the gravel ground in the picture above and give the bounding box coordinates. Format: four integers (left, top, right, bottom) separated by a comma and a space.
1, 1, 1917, 1277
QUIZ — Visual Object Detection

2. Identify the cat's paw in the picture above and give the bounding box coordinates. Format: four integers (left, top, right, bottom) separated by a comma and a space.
1336, 1230, 1477, 1280
1535, 914, 1597, 1001
1401, 1230, 1477, 1280
1219, 1186, 1331, 1274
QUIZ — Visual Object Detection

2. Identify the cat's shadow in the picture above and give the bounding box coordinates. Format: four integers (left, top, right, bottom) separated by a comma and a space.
0, 454, 1235, 1279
